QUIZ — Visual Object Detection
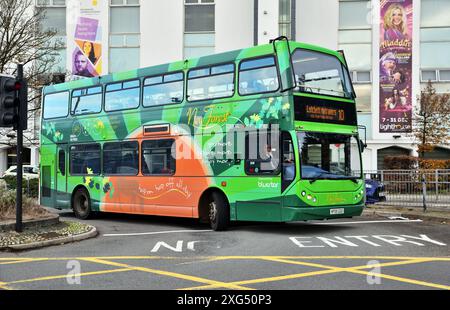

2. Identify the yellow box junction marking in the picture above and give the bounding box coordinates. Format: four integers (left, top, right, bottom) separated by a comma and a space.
0, 256, 448, 290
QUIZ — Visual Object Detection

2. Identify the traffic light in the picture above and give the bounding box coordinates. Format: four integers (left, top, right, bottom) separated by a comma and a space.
0, 75, 27, 129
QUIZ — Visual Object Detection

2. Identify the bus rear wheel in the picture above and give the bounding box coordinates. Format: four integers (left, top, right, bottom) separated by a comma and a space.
72, 188, 93, 220
208, 192, 229, 231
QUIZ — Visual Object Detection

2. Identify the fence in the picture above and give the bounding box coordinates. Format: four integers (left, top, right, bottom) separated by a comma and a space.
361, 169, 450, 209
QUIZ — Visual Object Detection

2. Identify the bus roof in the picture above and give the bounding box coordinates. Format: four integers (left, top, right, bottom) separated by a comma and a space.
43, 41, 345, 95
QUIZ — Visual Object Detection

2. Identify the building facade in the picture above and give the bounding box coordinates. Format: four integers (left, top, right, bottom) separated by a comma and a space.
1, 0, 449, 174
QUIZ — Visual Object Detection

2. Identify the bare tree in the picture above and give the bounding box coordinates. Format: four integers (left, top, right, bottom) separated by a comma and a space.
412, 81, 450, 158
0, 0, 66, 147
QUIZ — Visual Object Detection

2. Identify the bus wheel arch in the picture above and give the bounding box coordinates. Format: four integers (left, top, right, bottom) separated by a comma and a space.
71, 185, 93, 220
198, 188, 230, 231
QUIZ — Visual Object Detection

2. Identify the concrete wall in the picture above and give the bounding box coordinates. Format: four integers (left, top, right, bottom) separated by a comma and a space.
140, 0, 184, 66
296, 0, 339, 50
215, 0, 254, 53
257, 0, 279, 45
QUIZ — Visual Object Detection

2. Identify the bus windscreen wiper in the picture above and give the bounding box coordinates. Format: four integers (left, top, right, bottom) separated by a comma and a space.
295, 84, 347, 97
309, 172, 333, 184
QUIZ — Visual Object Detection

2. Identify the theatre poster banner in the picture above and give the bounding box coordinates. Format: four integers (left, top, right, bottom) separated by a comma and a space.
379, 0, 413, 133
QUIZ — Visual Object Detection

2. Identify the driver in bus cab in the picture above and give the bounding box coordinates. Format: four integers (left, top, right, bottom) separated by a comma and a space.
261, 145, 278, 171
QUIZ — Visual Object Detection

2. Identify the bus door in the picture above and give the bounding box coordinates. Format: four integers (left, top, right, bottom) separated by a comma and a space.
55, 144, 69, 208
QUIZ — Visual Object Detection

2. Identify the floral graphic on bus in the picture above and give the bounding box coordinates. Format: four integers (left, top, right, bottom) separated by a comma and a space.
243, 97, 290, 128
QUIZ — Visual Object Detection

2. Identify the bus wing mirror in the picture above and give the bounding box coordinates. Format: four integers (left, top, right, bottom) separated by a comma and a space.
359, 139, 367, 153
272, 37, 296, 92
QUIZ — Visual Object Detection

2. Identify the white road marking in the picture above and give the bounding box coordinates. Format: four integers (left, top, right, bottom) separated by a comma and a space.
103, 229, 213, 237
289, 234, 446, 248
311, 219, 423, 225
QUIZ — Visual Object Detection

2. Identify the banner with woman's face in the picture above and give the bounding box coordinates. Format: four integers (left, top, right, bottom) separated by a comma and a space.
68, 0, 104, 79
379, 0, 413, 133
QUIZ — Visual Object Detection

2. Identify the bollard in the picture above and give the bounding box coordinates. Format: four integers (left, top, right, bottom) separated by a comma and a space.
422, 174, 427, 212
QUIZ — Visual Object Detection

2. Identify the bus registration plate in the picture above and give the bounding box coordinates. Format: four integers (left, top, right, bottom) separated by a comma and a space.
330, 208, 345, 215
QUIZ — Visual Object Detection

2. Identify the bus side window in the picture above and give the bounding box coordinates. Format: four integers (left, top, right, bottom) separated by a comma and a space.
43, 92, 69, 119
103, 141, 139, 175
143, 72, 184, 107
282, 132, 296, 185
70, 144, 101, 175
71, 86, 102, 115
105, 80, 140, 112
245, 130, 280, 175
58, 150, 65, 176
239, 57, 279, 96
141, 139, 176, 175
187, 63, 234, 101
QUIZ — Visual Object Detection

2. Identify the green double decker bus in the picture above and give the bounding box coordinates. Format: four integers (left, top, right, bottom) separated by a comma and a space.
40, 37, 365, 230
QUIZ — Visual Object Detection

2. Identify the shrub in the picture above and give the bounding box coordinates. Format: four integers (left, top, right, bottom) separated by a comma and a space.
383, 156, 417, 170
3, 176, 39, 198
384, 156, 450, 170
0, 187, 50, 221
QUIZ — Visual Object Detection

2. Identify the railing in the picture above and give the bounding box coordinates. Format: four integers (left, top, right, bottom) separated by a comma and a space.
360, 170, 450, 209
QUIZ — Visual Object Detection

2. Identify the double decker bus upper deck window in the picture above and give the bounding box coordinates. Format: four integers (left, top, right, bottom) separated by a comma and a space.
71, 86, 102, 115
239, 56, 279, 95
105, 80, 140, 112
187, 63, 235, 101
43, 91, 69, 119
143, 72, 184, 107
292, 49, 353, 99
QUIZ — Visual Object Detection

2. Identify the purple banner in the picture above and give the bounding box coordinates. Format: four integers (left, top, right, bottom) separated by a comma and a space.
379, 0, 413, 133
75, 17, 99, 41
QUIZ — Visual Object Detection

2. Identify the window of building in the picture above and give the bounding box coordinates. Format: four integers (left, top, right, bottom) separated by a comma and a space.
71, 86, 102, 115
187, 63, 234, 101
239, 57, 279, 95
421, 0, 450, 81
43, 91, 69, 119
36, 0, 67, 73
103, 141, 139, 175
105, 80, 140, 112
143, 72, 184, 107
141, 139, 176, 175
70, 144, 101, 175
109, 0, 140, 73
421, 69, 450, 83
279, 0, 295, 40
184, 0, 215, 58
37, 0, 66, 5
338, 0, 372, 112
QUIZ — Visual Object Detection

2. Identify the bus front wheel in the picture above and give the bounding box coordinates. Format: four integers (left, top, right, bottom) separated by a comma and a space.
209, 192, 229, 231
72, 188, 93, 220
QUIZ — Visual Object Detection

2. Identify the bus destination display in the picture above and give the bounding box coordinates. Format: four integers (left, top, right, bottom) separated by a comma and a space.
294, 96, 357, 126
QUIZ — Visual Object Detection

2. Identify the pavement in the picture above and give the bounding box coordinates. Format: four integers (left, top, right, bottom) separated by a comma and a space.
0, 208, 449, 290
364, 204, 450, 224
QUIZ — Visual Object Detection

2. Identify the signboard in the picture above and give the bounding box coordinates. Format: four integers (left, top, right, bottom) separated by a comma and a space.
379, 0, 413, 133
67, 0, 106, 79
294, 96, 357, 126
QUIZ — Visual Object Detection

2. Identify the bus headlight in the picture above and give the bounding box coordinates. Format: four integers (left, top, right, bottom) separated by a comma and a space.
301, 191, 306, 197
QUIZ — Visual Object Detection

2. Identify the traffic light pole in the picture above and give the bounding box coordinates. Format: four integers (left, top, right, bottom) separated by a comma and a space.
15, 64, 23, 233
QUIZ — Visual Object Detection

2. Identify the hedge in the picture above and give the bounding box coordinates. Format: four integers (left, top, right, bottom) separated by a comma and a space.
2, 176, 39, 198
384, 156, 450, 170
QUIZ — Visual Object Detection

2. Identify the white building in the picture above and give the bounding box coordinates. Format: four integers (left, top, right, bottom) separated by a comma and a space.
1, 0, 449, 174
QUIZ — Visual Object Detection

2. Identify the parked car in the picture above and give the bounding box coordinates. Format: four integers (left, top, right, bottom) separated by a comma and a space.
365, 179, 386, 204
1, 165, 39, 179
